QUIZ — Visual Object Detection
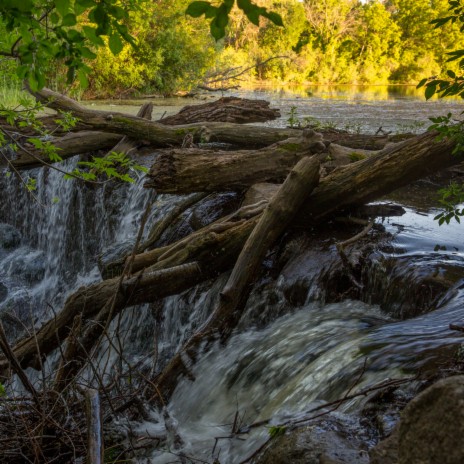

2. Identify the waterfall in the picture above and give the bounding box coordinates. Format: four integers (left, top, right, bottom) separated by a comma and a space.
1, 150, 464, 462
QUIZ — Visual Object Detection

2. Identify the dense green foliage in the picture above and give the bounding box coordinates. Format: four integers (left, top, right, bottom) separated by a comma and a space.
1, 0, 464, 97
0, 0, 140, 91
415, 0, 464, 225
213, 0, 464, 86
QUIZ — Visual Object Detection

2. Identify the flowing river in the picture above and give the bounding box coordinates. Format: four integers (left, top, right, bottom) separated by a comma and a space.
1, 85, 464, 463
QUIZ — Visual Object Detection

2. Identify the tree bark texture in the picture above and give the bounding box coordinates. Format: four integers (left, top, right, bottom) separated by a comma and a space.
158, 96, 280, 125
144, 129, 326, 193
145, 130, 457, 202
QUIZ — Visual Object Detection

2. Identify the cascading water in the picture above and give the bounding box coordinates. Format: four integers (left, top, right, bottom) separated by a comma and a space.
2, 159, 464, 463
0, 159, 158, 337
1, 90, 464, 463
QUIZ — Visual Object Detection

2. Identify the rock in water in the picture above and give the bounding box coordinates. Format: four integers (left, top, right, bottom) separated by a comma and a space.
0, 223, 21, 249
399, 376, 464, 464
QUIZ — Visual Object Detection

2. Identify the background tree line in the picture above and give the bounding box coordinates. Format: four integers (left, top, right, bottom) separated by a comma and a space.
1, 0, 463, 99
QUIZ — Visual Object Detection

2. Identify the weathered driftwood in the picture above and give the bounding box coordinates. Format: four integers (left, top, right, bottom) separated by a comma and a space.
152, 157, 320, 401
216, 157, 319, 335
144, 129, 326, 193
28, 87, 302, 147
85, 389, 103, 464
158, 96, 280, 125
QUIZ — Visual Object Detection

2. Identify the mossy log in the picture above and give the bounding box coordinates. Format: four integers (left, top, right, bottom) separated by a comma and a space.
144, 129, 326, 193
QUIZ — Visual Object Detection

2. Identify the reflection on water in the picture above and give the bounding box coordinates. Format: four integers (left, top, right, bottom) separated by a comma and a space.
248, 84, 433, 101
84, 84, 464, 135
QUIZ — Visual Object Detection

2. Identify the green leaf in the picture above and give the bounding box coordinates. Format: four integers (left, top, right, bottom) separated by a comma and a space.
237, 0, 253, 13
417, 78, 428, 89
80, 47, 97, 60
61, 13, 77, 27
76, 0, 95, 7
245, 9, 260, 26
83, 26, 105, 46
268, 425, 286, 438
28, 72, 39, 92
447, 70, 457, 79
50, 12, 60, 24
263, 11, 284, 27
55, 0, 71, 17
186, 1, 212, 18
210, 17, 225, 40
425, 84, 436, 100
78, 68, 89, 88
215, 5, 230, 28
108, 33, 123, 54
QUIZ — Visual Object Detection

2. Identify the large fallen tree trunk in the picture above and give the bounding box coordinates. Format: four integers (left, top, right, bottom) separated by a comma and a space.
0, 130, 458, 379
158, 96, 280, 125
144, 130, 453, 195
144, 129, 326, 192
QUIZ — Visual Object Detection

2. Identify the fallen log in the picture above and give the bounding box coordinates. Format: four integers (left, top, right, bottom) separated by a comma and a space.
10, 103, 153, 169
322, 131, 414, 150
144, 129, 326, 193
4, 132, 121, 169
143, 130, 453, 197
28, 87, 301, 147
158, 97, 280, 125
104, 102, 153, 156
300, 130, 457, 223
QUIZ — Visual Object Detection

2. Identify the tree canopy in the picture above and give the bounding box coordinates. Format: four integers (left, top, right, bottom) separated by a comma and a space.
0, 0, 283, 93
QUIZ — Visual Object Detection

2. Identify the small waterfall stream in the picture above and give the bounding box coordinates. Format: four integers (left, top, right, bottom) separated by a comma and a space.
1, 89, 464, 462
1, 163, 463, 463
